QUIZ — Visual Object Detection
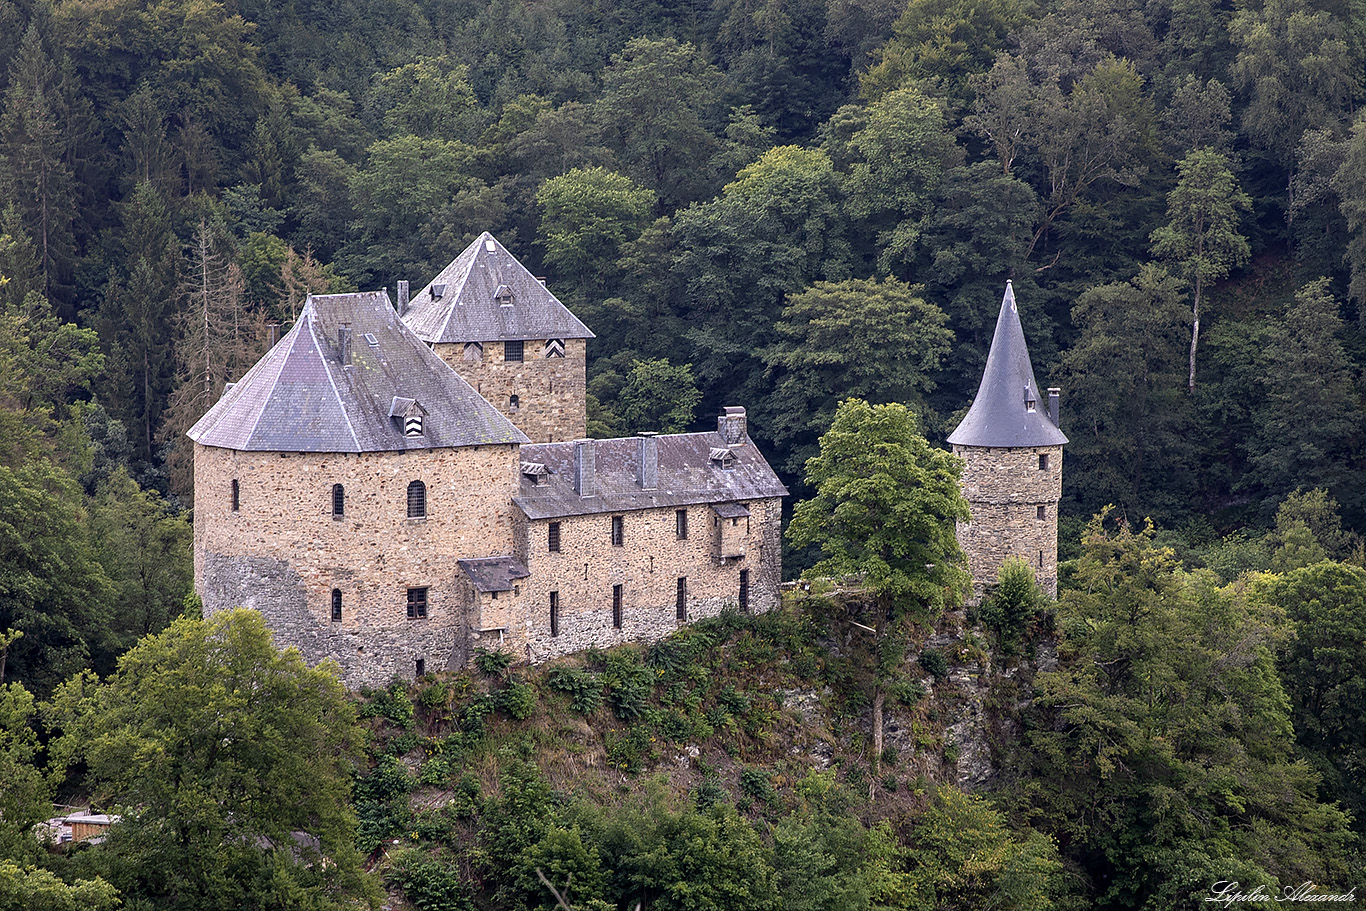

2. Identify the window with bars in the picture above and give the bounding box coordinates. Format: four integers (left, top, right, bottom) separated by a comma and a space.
550, 591, 559, 637
407, 587, 428, 619
1039, 453, 1049, 471
548, 522, 561, 552
332, 483, 345, 518
676, 577, 687, 621
504, 340, 524, 362
675, 509, 688, 540
331, 589, 342, 622
739, 570, 750, 613
612, 584, 622, 628
407, 480, 426, 518
611, 515, 624, 546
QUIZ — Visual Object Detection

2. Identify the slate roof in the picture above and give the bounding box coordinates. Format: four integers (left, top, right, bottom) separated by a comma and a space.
457, 556, 531, 593
188, 291, 528, 452
514, 433, 788, 520
403, 232, 594, 343
947, 282, 1068, 448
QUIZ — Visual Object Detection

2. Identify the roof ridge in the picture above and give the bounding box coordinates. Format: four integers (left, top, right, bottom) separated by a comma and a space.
242, 304, 310, 446
311, 306, 364, 452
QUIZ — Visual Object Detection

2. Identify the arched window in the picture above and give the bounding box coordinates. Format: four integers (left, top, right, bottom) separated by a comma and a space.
332, 483, 345, 518
331, 589, 342, 622
407, 480, 427, 518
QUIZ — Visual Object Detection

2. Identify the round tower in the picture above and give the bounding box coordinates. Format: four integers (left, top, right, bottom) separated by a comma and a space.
946, 282, 1067, 599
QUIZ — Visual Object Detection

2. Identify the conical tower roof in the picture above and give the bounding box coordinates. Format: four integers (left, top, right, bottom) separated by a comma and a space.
947, 282, 1068, 448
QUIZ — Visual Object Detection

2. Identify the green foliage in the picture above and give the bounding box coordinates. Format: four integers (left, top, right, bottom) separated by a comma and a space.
616, 358, 702, 434
497, 677, 536, 721
980, 557, 1046, 651
788, 399, 969, 621
0, 681, 49, 859
537, 166, 655, 290
918, 649, 949, 680
47, 610, 377, 910
389, 850, 475, 911
0, 861, 120, 911
474, 649, 514, 677
546, 666, 604, 714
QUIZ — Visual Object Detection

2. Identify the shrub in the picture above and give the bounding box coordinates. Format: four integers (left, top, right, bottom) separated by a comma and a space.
498, 677, 536, 720
980, 556, 1045, 651
546, 666, 604, 714
474, 648, 514, 677
389, 849, 474, 911
739, 767, 777, 808
918, 649, 949, 680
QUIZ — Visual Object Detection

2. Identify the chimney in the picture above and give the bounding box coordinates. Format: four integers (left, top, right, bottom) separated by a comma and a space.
338, 326, 352, 366
573, 439, 595, 498
637, 432, 658, 490
267, 323, 279, 347
1048, 387, 1061, 427
718, 407, 747, 446
397, 280, 409, 316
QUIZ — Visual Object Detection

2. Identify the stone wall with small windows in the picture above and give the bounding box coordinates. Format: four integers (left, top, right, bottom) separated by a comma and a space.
193, 441, 519, 689
432, 338, 587, 443
497, 497, 784, 663
952, 444, 1063, 599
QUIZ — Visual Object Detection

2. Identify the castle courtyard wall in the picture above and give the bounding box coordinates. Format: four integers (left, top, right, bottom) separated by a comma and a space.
953, 444, 1063, 598
432, 338, 587, 443
484, 498, 784, 662
193, 441, 520, 689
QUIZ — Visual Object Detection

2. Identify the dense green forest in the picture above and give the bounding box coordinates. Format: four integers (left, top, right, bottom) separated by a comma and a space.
2, 0, 1366, 906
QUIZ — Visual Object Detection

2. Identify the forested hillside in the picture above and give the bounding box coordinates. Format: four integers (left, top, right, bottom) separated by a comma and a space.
2, 0, 1366, 907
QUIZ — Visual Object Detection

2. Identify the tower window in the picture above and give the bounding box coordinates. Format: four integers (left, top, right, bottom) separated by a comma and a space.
415, 658, 425, 677
407, 480, 427, 518
739, 569, 750, 613
509, 394, 520, 412
331, 589, 342, 622
1039, 453, 1049, 471
1038, 551, 1043, 569
231, 479, 239, 512
676, 577, 687, 621
1037, 505, 1046, 520
550, 591, 559, 637
548, 522, 561, 552
332, 483, 345, 518
504, 340, 524, 362
612, 584, 623, 628
611, 515, 624, 546
676, 509, 688, 540
407, 587, 429, 619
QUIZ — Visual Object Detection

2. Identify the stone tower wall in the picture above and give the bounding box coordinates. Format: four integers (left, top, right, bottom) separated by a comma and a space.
480, 498, 784, 663
192, 442, 521, 689
432, 337, 587, 443
953, 444, 1063, 599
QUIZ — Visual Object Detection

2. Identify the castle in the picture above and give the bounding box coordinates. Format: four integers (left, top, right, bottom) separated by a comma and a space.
189, 236, 1062, 688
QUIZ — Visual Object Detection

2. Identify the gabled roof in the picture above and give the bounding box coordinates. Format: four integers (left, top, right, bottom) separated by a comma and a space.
514, 432, 788, 520
947, 282, 1068, 448
188, 291, 528, 452
402, 232, 594, 343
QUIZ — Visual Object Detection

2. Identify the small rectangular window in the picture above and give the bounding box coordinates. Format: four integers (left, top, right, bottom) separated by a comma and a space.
504, 340, 524, 362
612, 584, 623, 629
407, 587, 429, 619
550, 591, 559, 637
675, 509, 688, 540
1039, 453, 1049, 471
331, 589, 342, 622
415, 658, 425, 677
611, 515, 624, 547
332, 483, 345, 518
1037, 505, 1046, 520
739, 570, 750, 613
548, 522, 561, 552
676, 577, 687, 621
231, 479, 239, 512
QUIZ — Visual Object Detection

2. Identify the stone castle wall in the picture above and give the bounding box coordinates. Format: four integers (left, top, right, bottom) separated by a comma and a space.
953, 444, 1063, 599
433, 338, 587, 443
485, 498, 784, 663
193, 442, 520, 688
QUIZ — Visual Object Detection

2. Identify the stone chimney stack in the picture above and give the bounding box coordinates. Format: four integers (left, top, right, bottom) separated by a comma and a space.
637, 433, 658, 490
338, 326, 352, 366
267, 323, 279, 347
573, 439, 595, 498
718, 407, 747, 446
397, 280, 410, 316
1048, 388, 1061, 427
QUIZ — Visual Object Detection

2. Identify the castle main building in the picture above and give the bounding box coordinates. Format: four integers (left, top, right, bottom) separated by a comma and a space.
190, 235, 786, 689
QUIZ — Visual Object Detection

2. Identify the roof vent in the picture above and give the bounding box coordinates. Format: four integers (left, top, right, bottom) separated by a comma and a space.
485, 239, 497, 254
431, 283, 446, 300
363, 332, 379, 346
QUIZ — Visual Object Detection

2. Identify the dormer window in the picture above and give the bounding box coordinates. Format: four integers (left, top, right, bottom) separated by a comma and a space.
545, 338, 565, 358
1024, 385, 1037, 412
390, 397, 427, 437
431, 283, 446, 299
709, 447, 735, 469
406, 415, 423, 437
495, 284, 514, 306
521, 461, 547, 485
